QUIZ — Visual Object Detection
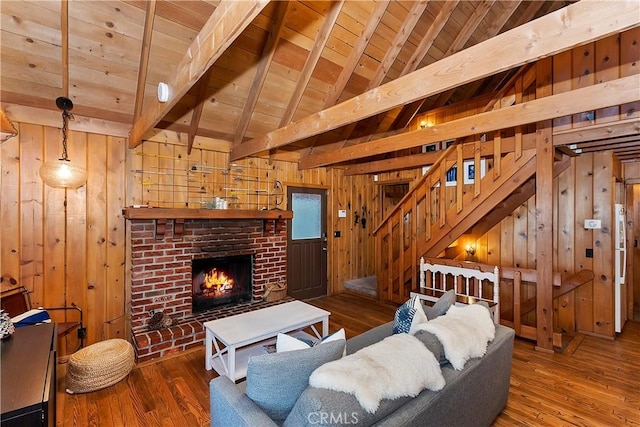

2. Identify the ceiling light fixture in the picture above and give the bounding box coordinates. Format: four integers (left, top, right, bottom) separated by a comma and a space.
39, 97, 87, 189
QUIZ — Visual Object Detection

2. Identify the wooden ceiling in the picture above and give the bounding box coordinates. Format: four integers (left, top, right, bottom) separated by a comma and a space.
2, 0, 639, 170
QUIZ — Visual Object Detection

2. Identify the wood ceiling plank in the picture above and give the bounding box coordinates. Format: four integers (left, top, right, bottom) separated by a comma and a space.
279, 0, 344, 127
230, 0, 640, 161
133, 0, 156, 122
402, 1, 459, 76
299, 74, 640, 168
129, 0, 270, 148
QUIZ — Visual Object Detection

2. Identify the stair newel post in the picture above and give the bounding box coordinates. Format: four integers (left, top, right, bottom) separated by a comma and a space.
534, 57, 555, 353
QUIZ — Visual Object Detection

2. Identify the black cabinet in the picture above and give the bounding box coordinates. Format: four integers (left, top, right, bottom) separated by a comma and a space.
1, 324, 56, 426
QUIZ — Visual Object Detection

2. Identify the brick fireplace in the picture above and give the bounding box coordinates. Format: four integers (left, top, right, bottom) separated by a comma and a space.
127, 214, 289, 361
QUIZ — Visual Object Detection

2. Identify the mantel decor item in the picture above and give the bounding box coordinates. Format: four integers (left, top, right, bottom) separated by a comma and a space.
39, 97, 88, 189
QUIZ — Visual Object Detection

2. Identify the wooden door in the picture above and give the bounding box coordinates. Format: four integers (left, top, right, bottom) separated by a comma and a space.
287, 187, 327, 300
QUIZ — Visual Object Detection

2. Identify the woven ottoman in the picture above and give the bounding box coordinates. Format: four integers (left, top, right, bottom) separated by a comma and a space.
66, 339, 135, 394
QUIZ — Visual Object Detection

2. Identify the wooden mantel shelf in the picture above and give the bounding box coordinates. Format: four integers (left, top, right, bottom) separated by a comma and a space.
123, 207, 293, 220
122, 208, 293, 239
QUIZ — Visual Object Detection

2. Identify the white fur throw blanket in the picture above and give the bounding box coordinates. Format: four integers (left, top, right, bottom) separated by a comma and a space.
309, 333, 444, 414
414, 304, 496, 370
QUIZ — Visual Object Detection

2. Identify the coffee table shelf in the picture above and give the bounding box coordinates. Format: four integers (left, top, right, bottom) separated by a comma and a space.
203, 301, 330, 382
207, 330, 315, 382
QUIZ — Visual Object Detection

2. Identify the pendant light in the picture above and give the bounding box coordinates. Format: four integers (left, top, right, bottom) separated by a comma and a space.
39, 97, 87, 189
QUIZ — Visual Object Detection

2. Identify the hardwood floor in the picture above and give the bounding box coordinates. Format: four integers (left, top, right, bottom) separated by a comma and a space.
56, 293, 640, 426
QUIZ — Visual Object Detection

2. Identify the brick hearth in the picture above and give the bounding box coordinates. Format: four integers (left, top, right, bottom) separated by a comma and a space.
128, 218, 287, 361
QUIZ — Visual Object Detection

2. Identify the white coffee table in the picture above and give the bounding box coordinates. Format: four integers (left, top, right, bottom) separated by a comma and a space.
203, 300, 330, 382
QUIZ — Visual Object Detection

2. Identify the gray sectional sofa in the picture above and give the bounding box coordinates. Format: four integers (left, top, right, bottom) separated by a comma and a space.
210, 320, 516, 426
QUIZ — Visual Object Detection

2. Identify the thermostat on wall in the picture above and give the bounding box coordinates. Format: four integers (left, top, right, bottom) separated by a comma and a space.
338, 210, 347, 218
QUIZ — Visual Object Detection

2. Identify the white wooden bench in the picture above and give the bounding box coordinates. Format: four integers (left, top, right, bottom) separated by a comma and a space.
410, 257, 500, 323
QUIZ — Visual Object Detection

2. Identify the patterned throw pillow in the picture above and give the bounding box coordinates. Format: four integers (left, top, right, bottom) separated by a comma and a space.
393, 295, 428, 334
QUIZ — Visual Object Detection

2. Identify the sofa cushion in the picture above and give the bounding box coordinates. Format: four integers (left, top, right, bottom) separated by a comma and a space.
285, 386, 413, 427
245, 339, 345, 423
393, 295, 428, 334
422, 289, 456, 320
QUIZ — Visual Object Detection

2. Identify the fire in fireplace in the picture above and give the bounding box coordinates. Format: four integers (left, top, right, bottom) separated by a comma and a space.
192, 254, 253, 312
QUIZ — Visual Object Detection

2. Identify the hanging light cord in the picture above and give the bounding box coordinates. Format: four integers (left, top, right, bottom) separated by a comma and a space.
60, 108, 74, 161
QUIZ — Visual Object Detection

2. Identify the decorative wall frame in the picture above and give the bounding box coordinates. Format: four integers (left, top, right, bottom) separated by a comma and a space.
463, 159, 486, 185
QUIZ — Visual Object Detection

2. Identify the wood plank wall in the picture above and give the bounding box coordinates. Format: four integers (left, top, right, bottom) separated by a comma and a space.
468, 153, 619, 338
623, 163, 640, 320
0, 122, 126, 353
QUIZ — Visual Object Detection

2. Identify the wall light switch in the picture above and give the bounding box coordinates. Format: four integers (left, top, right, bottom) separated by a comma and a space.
338, 210, 347, 218
584, 219, 601, 229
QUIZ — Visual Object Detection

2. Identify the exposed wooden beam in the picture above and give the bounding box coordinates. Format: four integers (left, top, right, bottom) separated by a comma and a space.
300, 74, 640, 168
133, 0, 156, 122
230, 0, 640, 161
343, 133, 537, 175
553, 118, 640, 145
129, 0, 270, 148
279, 0, 344, 127
187, 70, 213, 155
234, 1, 290, 145
1, 103, 130, 138
352, 64, 535, 175
577, 138, 640, 153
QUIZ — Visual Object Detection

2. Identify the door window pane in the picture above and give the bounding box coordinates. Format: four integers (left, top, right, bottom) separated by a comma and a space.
292, 193, 321, 239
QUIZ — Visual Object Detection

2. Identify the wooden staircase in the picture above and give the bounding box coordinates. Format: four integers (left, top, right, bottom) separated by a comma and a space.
373, 135, 572, 305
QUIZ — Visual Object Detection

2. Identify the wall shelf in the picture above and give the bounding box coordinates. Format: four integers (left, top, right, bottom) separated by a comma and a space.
123, 208, 293, 239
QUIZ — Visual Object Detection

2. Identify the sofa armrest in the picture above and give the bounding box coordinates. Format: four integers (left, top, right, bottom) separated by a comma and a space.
210, 377, 278, 427
346, 321, 393, 354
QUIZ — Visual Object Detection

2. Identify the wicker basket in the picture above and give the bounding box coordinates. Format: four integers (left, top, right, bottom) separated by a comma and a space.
263, 282, 287, 302
66, 338, 135, 394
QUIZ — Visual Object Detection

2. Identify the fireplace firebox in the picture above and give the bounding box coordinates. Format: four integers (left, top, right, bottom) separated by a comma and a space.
192, 254, 253, 312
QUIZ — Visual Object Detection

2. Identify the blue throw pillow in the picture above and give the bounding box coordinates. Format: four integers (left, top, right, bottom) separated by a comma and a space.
393, 295, 428, 334
11, 309, 51, 328
246, 339, 345, 422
